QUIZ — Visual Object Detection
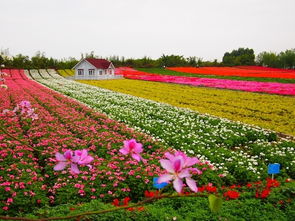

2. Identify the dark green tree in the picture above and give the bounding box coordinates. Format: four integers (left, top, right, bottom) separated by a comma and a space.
222, 48, 255, 66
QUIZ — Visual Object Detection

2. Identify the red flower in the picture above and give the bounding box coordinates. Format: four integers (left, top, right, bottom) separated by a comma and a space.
206, 185, 217, 193
123, 197, 130, 206
112, 199, 120, 206
223, 190, 240, 200
256, 189, 271, 199
260, 189, 271, 199
246, 183, 252, 188
198, 186, 205, 192
266, 178, 280, 188
144, 190, 160, 198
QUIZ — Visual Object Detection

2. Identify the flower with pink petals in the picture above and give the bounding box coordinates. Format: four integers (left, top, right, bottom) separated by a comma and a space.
74, 149, 94, 168
119, 139, 143, 162
158, 151, 199, 193
54, 149, 94, 174
54, 150, 80, 174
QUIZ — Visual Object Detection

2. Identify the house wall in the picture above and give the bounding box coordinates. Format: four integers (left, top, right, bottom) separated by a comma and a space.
74, 60, 116, 80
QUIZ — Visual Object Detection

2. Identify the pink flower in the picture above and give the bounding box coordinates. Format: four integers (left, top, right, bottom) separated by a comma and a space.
54, 150, 80, 174
12, 100, 38, 120
54, 149, 94, 174
158, 151, 199, 193
74, 149, 94, 167
119, 139, 143, 162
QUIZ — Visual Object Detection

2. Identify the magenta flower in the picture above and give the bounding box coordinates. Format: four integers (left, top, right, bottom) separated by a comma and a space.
158, 151, 199, 193
119, 139, 143, 162
54, 149, 94, 174
74, 149, 94, 167
12, 100, 38, 120
54, 150, 80, 174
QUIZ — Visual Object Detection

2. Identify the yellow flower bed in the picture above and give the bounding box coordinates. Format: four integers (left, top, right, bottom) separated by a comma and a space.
65, 69, 75, 76
57, 70, 69, 77
78, 79, 295, 136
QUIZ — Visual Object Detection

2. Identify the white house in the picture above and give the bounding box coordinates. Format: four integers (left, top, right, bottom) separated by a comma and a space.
73, 58, 121, 80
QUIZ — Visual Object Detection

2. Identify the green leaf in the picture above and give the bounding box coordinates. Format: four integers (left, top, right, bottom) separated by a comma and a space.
208, 194, 222, 213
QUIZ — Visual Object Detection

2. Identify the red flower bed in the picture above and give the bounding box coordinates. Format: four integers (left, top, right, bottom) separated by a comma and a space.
116, 67, 295, 96
167, 67, 295, 79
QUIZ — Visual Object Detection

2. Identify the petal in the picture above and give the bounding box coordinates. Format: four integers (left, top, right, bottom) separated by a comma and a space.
81, 156, 94, 165
71, 163, 80, 174
54, 162, 67, 171
164, 152, 175, 161
80, 149, 88, 158
74, 150, 83, 156
186, 177, 198, 192
64, 150, 73, 160
55, 152, 66, 162
123, 139, 133, 149
185, 157, 199, 167
173, 159, 183, 172
173, 178, 183, 193
119, 147, 129, 155
71, 155, 80, 163
131, 153, 141, 162
134, 143, 143, 154
178, 168, 191, 178
158, 174, 173, 183
160, 159, 175, 173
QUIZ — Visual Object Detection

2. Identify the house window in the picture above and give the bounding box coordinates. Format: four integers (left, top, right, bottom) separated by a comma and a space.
78, 69, 84, 75
89, 69, 95, 75
99, 70, 103, 75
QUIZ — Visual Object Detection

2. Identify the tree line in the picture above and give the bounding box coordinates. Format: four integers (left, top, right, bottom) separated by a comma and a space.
1, 48, 294, 69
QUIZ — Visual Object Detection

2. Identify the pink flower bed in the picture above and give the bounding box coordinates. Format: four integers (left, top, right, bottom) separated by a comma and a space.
0, 69, 174, 214
117, 67, 295, 96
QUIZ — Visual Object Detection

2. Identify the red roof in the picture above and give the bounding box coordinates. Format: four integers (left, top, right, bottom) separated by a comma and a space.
86, 58, 112, 69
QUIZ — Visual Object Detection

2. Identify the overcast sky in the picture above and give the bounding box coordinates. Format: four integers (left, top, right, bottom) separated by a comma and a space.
1, 0, 294, 61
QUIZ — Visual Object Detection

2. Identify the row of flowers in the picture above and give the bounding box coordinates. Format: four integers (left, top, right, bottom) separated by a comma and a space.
1, 69, 294, 218
1, 69, 184, 215
30, 70, 295, 184
77, 78, 295, 136
116, 67, 295, 96
167, 66, 295, 79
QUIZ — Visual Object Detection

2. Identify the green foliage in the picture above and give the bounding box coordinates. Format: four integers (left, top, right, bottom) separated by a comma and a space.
256, 49, 295, 69
23, 193, 295, 221
222, 48, 255, 66
208, 194, 222, 213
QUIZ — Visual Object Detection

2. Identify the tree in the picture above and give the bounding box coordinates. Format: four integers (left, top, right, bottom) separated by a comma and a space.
256, 52, 279, 68
158, 54, 188, 67
222, 48, 255, 66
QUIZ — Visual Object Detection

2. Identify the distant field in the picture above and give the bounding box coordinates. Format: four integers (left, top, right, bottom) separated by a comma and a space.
136, 68, 295, 84
78, 79, 295, 136
168, 66, 295, 80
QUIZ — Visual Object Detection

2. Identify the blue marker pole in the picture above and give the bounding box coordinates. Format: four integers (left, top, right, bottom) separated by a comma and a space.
268, 163, 280, 179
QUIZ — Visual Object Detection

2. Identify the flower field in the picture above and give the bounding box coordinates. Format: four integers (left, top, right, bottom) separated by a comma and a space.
77, 79, 295, 136
1, 69, 295, 219
168, 66, 295, 79
31, 71, 295, 183
136, 68, 295, 84
116, 67, 295, 96
0, 69, 172, 215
